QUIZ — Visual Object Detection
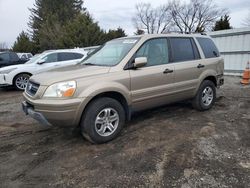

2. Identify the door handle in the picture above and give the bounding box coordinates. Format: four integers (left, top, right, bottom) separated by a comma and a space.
163, 69, 174, 74
197, 64, 205, 68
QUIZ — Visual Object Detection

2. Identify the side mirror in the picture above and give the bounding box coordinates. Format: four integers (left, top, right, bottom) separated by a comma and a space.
133, 57, 147, 68
37, 60, 45, 65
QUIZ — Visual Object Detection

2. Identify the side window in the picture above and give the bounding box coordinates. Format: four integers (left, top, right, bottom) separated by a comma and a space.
169, 38, 198, 62
73, 53, 84, 59
0, 53, 10, 62
196, 37, 220, 58
58, 52, 83, 61
43, 53, 58, 63
135, 38, 169, 66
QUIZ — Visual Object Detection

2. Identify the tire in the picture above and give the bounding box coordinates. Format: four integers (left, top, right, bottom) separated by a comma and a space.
192, 80, 216, 111
13, 73, 31, 90
80, 97, 125, 144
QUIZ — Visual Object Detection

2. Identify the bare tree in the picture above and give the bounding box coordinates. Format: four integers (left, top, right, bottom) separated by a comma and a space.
242, 10, 250, 27
132, 3, 171, 34
133, 0, 226, 34
169, 0, 226, 33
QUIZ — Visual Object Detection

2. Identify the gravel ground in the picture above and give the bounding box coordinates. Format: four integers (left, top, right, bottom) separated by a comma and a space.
0, 76, 249, 188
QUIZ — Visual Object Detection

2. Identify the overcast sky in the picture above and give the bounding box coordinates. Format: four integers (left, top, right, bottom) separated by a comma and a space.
0, 0, 249, 48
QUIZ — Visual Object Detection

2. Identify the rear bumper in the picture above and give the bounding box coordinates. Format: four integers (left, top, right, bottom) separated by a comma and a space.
217, 74, 224, 87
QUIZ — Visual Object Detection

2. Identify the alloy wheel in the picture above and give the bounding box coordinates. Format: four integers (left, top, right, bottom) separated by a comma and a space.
95, 108, 119, 137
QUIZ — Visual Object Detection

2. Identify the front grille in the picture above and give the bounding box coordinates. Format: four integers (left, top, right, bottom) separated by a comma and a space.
26, 81, 40, 96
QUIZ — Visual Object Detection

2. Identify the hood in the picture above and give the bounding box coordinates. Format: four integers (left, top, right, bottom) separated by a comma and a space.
0, 64, 33, 71
0, 64, 22, 71
30, 64, 110, 86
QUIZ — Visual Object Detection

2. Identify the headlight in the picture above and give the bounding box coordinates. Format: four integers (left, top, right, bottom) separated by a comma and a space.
0, 68, 16, 74
43, 81, 76, 98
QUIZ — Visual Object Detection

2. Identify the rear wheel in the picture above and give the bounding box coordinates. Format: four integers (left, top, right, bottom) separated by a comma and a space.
80, 97, 125, 144
192, 80, 216, 111
13, 73, 31, 90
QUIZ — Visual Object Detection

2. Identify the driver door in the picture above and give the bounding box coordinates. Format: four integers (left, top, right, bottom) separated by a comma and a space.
130, 38, 175, 111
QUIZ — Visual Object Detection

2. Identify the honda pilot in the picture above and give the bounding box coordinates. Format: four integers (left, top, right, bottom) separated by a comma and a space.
22, 34, 224, 144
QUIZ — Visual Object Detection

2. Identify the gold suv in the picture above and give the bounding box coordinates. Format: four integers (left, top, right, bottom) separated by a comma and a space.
22, 34, 224, 144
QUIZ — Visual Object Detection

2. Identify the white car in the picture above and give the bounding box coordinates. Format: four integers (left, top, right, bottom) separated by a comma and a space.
17, 53, 33, 61
0, 49, 90, 90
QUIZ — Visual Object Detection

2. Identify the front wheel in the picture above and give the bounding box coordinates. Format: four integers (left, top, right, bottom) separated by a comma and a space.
80, 97, 125, 144
13, 73, 31, 90
192, 80, 216, 111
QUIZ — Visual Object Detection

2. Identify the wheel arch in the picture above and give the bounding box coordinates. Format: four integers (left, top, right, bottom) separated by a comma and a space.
12, 72, 32, 85
77, 91, 131, 127
204, 75, 217, 87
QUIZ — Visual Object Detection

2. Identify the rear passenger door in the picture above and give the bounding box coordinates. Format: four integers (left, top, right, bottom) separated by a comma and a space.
130, 38, 175, 111
169, 37, 203, 98
196, 37, 221, 75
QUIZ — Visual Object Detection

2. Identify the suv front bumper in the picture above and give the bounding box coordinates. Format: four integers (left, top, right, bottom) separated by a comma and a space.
22, 101, 51, 126
0, 74, 11, 87
22, 93, 86, 127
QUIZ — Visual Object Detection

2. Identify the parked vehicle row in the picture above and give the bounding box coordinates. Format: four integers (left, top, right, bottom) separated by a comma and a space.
22, 34, 224, 144
17, 53, 33, 61
0, 47, 99, 90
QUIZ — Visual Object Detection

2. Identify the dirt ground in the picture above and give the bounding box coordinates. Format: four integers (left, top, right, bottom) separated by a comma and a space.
0, 76, 249, 188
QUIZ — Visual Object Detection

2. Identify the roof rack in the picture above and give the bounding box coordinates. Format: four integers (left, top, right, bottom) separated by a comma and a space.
163, 31, 207, 35
184, 32, 207, 35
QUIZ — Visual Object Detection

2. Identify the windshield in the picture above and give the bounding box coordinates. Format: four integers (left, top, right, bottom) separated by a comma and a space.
82, 38, 139, 66
25, 53, 43, 64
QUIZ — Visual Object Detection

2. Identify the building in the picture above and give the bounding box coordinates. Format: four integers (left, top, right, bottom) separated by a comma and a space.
208, 28, 250, 75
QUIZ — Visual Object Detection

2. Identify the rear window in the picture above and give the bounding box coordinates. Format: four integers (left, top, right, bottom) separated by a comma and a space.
169, 38, 200, 62
196, 37, 220, 58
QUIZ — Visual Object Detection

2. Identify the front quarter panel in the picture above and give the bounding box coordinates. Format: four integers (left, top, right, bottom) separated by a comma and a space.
4, 63, 39, 85
76, 71, 131, 103
73, 70, 131, 126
